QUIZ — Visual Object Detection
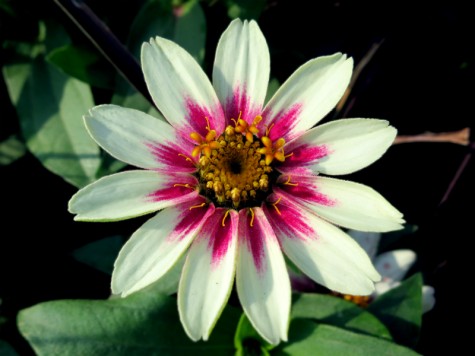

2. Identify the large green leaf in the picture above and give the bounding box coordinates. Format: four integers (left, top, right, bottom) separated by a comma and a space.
276, 320, 419, 356
234, 314, 272, 356
291, 293, 392, 340
368, 273, 423, 347
3, 57, 101, 187
47, 45, 115, 89
0, 134, 26, 165
18, 285, 240, 355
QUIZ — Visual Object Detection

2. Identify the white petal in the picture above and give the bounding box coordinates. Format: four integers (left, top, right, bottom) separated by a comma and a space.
178, 209, 238, 341
422, 285, 436, 313
263, 196, 380, 295
282, 119, 397, 175
111, 198, 215, 297
85, 105, 196, 172
347, 230, 382, 260
69, 170, 199, 221
213, 19, 269, 124
373, 249, 416, 282
261, 53, 352, 142
142, 37, 225, 139
374, 280, 400, 297
236, 208, 290, 345
275, 175, 404, 232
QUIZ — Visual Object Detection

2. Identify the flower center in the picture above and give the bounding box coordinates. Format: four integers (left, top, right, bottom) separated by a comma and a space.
190, 115, 289, 209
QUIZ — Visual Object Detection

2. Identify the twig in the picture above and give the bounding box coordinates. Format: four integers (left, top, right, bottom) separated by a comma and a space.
335, 39, 385, 116
52, 0, 153, 105
393, 127, 470, 146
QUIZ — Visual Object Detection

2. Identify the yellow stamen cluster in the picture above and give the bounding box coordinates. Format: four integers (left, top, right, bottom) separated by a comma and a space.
196, 124, 273, 208
233, 115, 262, 142
333, 293, 372, 308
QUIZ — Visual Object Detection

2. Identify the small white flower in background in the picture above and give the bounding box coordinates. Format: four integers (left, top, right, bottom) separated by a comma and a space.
68, 19, 404, 344
349, 230, 436, 313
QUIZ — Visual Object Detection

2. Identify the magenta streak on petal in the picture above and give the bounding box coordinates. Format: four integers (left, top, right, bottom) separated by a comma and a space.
184, 98, 225, 138
146, 175, 198, 203
167, 198, 215, 242
198, 209, 237, 267
284, 143, 329, 167
225, 86, 261, 126
263, 201, 314, 241
276, 182, 336, 207
262, 103, 302, 142
239, 209, 268, 274
147, 140, 197, 173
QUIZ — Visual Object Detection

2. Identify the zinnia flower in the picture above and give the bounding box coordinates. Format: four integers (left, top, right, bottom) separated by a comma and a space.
69, 19, 404, 344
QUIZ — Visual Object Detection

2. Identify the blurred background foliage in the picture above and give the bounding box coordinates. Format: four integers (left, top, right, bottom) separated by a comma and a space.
1, 0, 472, 354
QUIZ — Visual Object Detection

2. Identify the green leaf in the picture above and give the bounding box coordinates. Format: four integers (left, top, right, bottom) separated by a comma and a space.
368, 273, 423, 347
47, 45, 115, 89
3, 57, 101, 187
225, 0, 266, 20
276, 320, 419, 356
72, 236, 125, 275
127, 0, 206, 63
18, 285, 240, 356
0, 340, 19, 356
291, 293, 392, 340
0, 134, 26, 165
264, 78, 280, 105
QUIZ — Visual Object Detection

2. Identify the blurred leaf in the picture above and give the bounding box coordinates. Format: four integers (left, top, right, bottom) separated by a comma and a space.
72, 236, 125, 275
18, 285, 240, 355
368, 273, 423, 347
225, 0, 266, 20
0, 135, 26, 165
72, 235, 183, 296
47, 45, 115, 89
95, 152, 128, 177
276, 320, 419, 356
234, 314, 272, 356
128, 0, 206, 63
291, 293, 392, 340
3, 57, 101, 187
0, 340, 19, 356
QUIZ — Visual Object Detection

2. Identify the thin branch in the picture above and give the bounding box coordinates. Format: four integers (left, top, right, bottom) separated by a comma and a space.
52, 0, 153, 104
393, 127, 470, 146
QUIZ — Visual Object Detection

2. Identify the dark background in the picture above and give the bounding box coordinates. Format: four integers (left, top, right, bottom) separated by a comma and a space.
1, 0, 472, 354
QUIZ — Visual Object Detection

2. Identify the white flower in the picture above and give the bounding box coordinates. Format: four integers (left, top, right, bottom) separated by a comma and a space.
68, 19, 404, 344
349, 230, 436, 313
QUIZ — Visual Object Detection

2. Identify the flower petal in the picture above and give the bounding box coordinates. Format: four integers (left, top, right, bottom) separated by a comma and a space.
69, 170, 199, 221
178, 209, 238, 341
275, 175, 404, 232
263, 197, 380, 295
213, 19, 269, 124
142, 37, 225, 139
236, 208, 290, 345
373, 249, 416, 282
261, 53, 352, 142
422, 285, 436, 313
347, 230, 382, 260
111, 197, 215, 297
282, 119, 397, 175
84, 105, 197, 172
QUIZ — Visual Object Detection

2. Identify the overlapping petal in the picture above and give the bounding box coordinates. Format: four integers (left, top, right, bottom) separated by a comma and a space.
69, 170, 199, 221
213, 19, 269, 124
275, 175, 404, 232
373, 249, 416, 282
178, 209, 238, 341
84, 105, 197, 172
263, 196, 380, 295
111, 197, 215, 297
236, 208, 290, 345
261, 53, 353, 142
281, 119, 397, 175
142, 37, 225, 139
